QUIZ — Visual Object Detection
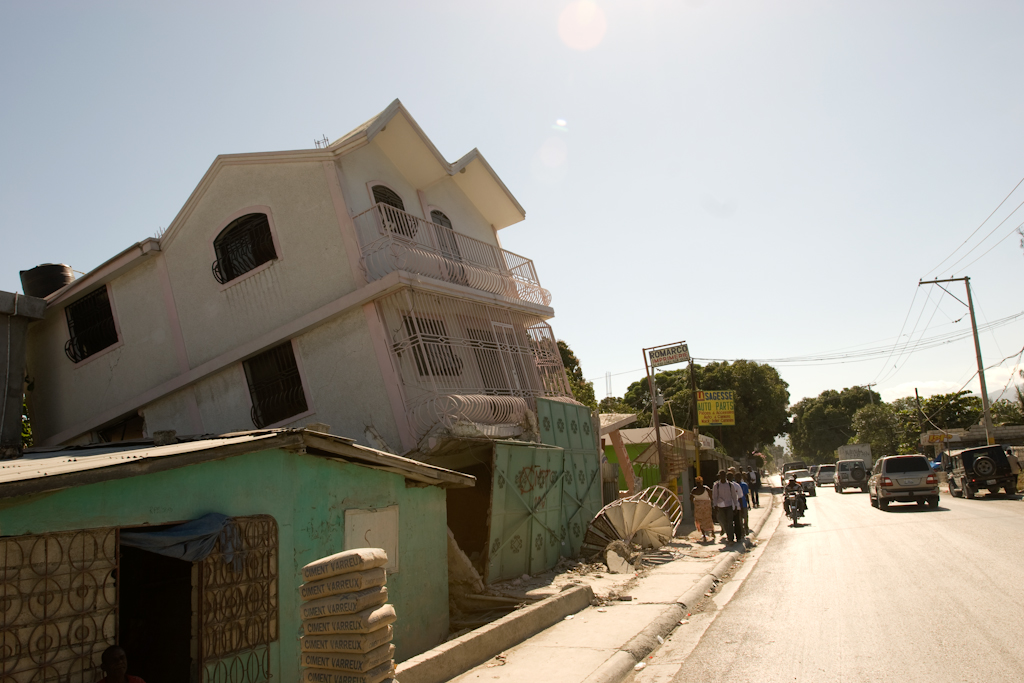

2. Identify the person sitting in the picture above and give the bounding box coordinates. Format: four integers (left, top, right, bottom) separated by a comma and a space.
98, 646, 146, 683
784, 475, 806, 513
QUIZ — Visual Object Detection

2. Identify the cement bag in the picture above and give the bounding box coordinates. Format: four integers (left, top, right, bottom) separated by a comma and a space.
300, 625, 393, 654
300, 567, 386, 602
304, 604, 397, 636
303, 548, 388, 582
302, 660, 394, 683
301, 643, 395, 672
301, 586, 388, 620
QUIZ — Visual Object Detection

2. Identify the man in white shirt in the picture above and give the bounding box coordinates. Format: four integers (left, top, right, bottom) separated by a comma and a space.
711, 470, 741, 543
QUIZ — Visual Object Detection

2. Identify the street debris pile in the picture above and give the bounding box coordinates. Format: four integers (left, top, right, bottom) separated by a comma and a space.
581, 485, 683, 558
299, 548, 398, 683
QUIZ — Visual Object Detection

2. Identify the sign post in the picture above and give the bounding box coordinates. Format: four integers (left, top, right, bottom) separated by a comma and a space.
642, 342, 689, 484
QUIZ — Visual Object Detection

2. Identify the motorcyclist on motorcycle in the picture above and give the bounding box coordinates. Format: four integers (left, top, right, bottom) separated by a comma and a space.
784, 474, 807, 516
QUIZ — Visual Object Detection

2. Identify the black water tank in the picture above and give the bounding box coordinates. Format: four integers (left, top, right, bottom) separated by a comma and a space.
20, 264, 74, 298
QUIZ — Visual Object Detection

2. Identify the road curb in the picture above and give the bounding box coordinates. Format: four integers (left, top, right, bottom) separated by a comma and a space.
395, 584, 594, 683
582, 489, 780, 683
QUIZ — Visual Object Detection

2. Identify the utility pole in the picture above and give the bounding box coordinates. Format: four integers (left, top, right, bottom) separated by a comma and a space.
643, 354, 669, 484
918, 277, 995, 445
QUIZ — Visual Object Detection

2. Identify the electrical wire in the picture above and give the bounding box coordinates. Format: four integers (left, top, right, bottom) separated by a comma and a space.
872, 288, 919, 384
950, 218, 1024, 274
941, 197, 1024, 275
927, 174, 1024, 277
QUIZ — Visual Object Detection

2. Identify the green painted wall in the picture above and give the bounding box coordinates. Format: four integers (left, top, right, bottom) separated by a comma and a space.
603, 443, 659, 489
0, 448, 449, 672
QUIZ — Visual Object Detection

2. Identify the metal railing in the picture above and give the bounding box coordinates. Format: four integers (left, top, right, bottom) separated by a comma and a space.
376, 288, 576, 439
353, 204, 552, 306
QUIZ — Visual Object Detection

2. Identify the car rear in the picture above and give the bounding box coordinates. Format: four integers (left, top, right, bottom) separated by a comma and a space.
834, 459, 869, 493
877, 455, 939, 509
816, 465, 835, 486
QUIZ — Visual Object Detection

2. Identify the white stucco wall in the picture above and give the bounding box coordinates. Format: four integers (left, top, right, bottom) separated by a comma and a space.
26, 258, 181, 441
164, 161, 355, 368
139, 308, 400, 451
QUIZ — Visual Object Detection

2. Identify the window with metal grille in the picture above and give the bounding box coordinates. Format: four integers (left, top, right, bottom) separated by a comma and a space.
372, 185, 416, 239
212, 213, 277, 284
403, 316, 463, 377
244, 342, 308, 428
65, 286, 119, 362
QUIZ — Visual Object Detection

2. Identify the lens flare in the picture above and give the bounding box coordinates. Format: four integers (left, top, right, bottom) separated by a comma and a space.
558, 1, 607, 51
552, 119, 568, 131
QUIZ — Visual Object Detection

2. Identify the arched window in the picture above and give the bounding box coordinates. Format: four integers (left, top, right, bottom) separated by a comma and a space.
372, 185, 405, 211
212, 213, 277, 284
372, 185, 415, 239
430, 209, 462, 261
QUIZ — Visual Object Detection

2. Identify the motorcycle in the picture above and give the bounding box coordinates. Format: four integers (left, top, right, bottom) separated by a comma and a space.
784, 490, 805, 525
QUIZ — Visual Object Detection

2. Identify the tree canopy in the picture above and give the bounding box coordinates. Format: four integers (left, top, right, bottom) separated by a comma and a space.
619, 360, 790, 458
788, 386, 879, 462
557, 340, 597, 410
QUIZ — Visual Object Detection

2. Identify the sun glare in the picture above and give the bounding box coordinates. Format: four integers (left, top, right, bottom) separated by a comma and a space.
558, 1, 608, 51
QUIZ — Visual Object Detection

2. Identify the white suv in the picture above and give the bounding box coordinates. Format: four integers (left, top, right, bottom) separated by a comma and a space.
834, 459, 869, 493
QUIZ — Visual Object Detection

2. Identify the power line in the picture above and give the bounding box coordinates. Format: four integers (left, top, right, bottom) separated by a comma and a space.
927, 174, 1024, 277
941, 197, 1024, 275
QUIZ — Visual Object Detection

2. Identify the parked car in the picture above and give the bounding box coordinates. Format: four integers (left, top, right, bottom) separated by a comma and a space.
868, 455, 939, 509
945, 445, 1018, 498
815, 464, 836, 486
787, 469, 816, 496
834, 459, 869, 493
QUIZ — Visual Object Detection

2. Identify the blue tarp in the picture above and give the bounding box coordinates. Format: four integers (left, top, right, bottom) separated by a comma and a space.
120, 512, 241, 566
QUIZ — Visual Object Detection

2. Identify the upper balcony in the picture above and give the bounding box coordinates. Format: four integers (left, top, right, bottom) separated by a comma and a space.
352, 204, 552, 307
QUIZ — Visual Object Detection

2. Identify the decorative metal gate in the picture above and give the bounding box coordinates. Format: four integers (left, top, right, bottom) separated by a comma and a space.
1, 528, 118, 683
196, 515, 278, 683
536, 398, 603, 558
484, 443, 566, 583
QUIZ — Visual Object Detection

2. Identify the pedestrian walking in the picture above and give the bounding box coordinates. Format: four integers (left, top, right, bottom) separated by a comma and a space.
739, 473, 751, 535
690, 476, 714, 542
749, 466, 760, 507
728, 471, 744, 542
712, 470, 740, 544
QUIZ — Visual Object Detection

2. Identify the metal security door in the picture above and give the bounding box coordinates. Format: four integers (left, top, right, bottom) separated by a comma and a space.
536, 398, 603, 557
0, 528, 118, 683
196, 515, 278, 683
484, 443, 565, 583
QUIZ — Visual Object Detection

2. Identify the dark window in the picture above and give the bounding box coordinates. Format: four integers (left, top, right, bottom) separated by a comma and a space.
65, 286, 119, 362
244, 342, 308, 428
883, 456, 931, 473
430, 210, 462, 260
212, 213, 277, 284
403, 316, 462, 377
372, 185, 416, 239
373, 185, 405, 211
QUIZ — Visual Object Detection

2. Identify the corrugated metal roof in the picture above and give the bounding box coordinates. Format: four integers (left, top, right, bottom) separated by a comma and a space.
0, 429, 475, 495
1, 433, 280, 484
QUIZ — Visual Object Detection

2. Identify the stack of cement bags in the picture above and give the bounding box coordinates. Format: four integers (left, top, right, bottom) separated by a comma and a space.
300, 548, 398, 683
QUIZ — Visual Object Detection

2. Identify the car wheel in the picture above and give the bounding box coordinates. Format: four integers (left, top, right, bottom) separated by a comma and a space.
930, 497, 939, 508
1006, 485, 1017, 496
948, 480, 959, 497
810, 489, 816, 497
870, 492, 878, 508
973, 456, 997, 478
964, 482, 976, 499
860, 486, 868, 493
879, 498, 889, 510
917, 499, 927, 508
836, 485, 843, 494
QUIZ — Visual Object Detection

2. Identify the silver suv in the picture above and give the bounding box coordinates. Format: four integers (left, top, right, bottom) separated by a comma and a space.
834, 459, 869, 493
868, 455, 939, 510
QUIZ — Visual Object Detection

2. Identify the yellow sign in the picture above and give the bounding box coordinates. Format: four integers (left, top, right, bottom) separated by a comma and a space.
697, 390, 735, 426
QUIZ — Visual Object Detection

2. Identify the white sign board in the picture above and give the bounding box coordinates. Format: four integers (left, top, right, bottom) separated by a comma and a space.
649, 344, 690, 368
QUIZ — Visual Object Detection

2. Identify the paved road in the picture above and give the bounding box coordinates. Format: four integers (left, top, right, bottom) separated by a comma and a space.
669, 484, 1024, 682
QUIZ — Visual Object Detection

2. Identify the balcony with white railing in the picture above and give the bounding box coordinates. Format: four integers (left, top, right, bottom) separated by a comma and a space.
352, 204, 552, 307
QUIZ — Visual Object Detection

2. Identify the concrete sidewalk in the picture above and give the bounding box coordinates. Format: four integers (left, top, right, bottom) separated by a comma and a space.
443, 489, 779, 683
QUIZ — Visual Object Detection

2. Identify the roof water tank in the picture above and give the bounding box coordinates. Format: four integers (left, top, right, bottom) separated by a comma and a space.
20, 264, 74, 298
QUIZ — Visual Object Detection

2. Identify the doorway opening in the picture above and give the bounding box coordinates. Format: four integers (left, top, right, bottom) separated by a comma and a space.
118, 543, 193, 683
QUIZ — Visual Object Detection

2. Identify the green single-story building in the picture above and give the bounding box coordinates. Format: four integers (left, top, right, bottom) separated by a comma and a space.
0, 428, 473, 683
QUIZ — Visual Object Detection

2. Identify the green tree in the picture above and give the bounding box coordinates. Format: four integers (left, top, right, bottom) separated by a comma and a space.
889, 396, 926, 453
920, 390, 982, 430
990, 398, 1024, 425
621, 360, 790, 457
21, 398, 32, 448
789, 386, 879, 462
598, 396, 631, 414
851, 403, 899, 456
557, 340, 597, 411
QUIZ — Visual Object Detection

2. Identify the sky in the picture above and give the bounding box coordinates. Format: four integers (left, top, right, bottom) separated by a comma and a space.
3, 0, 1024, 409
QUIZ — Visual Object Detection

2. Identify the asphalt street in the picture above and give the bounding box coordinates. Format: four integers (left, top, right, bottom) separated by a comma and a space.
668, 483, 1024, 682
